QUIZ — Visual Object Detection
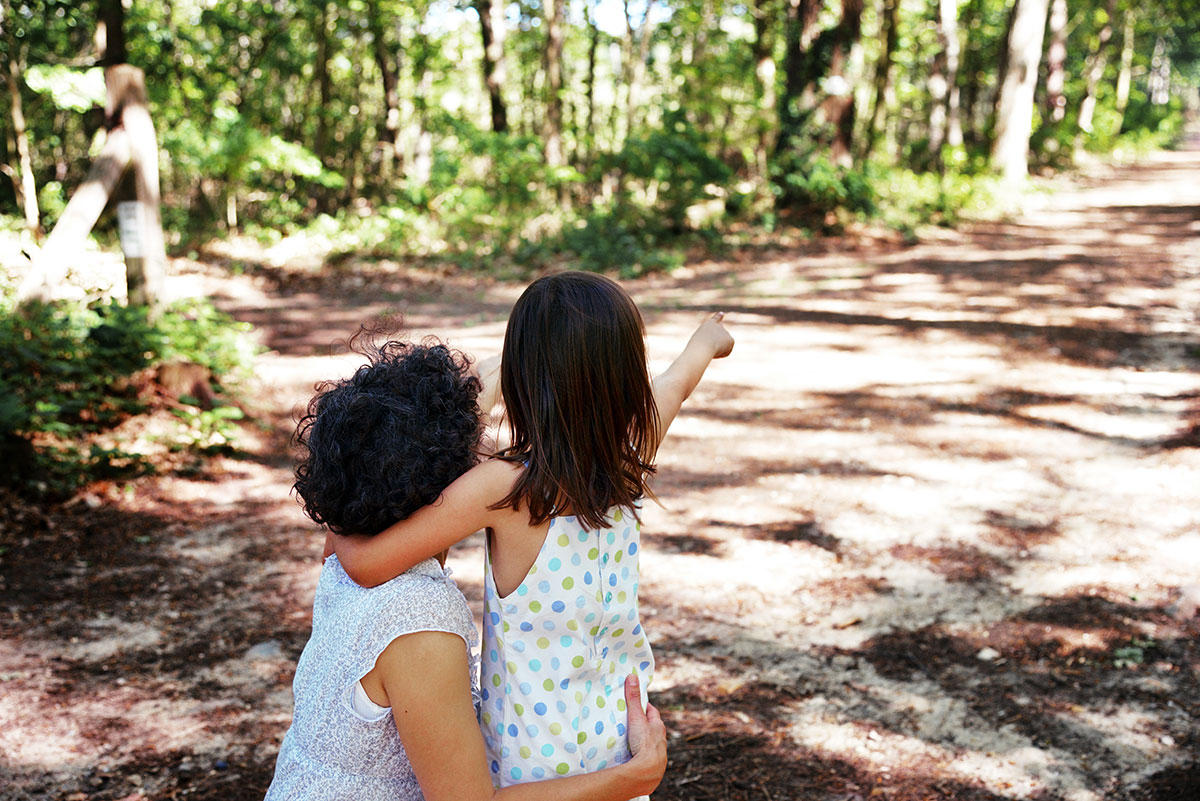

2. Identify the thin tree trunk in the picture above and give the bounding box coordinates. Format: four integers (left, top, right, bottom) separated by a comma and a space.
543, 0, 566, 168
991, 0, 1052, 179
367, 0, 402, 178
583, 0, 600, 162
98, 0, 127, 66
940, 0, 962, 148
1043, 0, 1067, 123
623, 0, 655, 142
474, 0, 508, 133
821, 0, 865, 167
2, 18, 39, 236
1075, 0, 1118, 137
752, 0, 778, 179
314, 2, 333, 164
1114, 6, 1134, 119
867, 0, 899, 157
776, 0, 822, 156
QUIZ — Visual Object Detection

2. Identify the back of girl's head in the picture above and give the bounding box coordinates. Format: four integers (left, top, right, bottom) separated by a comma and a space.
294, 327, 482, 536
495, 271, 657, 529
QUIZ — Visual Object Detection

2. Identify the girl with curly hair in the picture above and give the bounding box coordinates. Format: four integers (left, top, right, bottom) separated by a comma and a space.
333, 272, 733, 798
265, 330, 666, 801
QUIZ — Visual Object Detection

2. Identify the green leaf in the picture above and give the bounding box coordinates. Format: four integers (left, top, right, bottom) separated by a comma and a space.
24, 66, 106, 112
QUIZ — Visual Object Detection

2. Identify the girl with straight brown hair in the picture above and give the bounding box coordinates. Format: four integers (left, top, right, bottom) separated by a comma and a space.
334, 271, 734, 798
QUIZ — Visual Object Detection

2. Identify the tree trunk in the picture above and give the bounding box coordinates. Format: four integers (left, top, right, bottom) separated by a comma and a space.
367, 0, 403, 177
752, 0, 778, 179
940, 0, 963, 149
776, 0, 822, 155
990, 0, 1052, 180
1076, 0, 1118, 137
1114, 6, 1134, 118
314, 2, 333, 164
1042, 0, 1067, 123
867, 0, 899, 157
474, 0, 508, 133
820, 0, 865, 167
2, 11, 39, 237
543, 0, 566, 168
623, 0, 655, 142
98, 0, 127, 66
583, 0, 600, 162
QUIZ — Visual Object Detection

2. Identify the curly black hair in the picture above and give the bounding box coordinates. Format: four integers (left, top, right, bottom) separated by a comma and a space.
293, 330, 483, 536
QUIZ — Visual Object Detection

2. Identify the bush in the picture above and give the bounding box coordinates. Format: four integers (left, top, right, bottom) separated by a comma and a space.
0, 294, 257, 495
771, 154, 876, 219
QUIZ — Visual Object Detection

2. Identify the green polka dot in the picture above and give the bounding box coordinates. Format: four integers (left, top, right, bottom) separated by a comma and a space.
550, 722, 563, 735
612, 628, 625, 638
502, 621, 510, 632
588, 547, 599, 560
537, 637, 550, 649
483, 712, 491, 725
556, 763, 570, 775
515, 703, 525, 716
507, 661, 518, 674
614, 509, 623, 522
520, 746, 532, 758
617, 698, 626, 711
562, 577, 574, 590
607, 736, 617, 749
492, 674, 502, 687
617, 591, 627, 603
529, 600, 542, 612
566, 619, 578, 631
577, 732, 588, 744
528, 565, 538, 574
596, 696, 606, 708
572, 655, 584, 668
589, 626, 600, 636
544, 678, 554, 691
558, 533, 570, 546
614, 550, 623, 563
635, 638, 645, 647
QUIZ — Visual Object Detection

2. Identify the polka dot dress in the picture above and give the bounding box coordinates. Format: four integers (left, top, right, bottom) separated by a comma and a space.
481, 506, 653, 799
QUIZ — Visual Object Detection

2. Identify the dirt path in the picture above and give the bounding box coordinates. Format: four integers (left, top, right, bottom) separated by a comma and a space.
2, 151, 1198, 801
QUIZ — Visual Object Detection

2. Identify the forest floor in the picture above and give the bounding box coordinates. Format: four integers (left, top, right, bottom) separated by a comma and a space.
2, 146, 1200, 801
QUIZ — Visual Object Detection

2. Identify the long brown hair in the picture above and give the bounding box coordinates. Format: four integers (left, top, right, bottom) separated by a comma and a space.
492, 271, 658, 529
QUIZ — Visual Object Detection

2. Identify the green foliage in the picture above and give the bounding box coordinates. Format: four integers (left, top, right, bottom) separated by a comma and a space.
23, 65, 106, 112
0, 295, 257, 495
771, 153, 876, 219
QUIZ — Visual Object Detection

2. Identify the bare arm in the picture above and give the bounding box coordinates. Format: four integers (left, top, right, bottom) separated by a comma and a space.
333, 458, 520, 587
379, 633, 667, 801
652, 312, 734, 450
474, 353, 504, 419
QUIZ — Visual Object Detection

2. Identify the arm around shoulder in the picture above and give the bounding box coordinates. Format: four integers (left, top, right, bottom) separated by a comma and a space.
333, 459, 521, 587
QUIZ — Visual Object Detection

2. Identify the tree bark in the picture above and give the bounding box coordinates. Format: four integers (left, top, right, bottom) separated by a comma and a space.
314, 2, 333, 164
474, 0, 508, 133
752, 0, 778, 178
583, 0, 600, 162
622, 0, 655, 142
776, 0, 822, 155
940, 0, 962, 149
1042, 0, 1067, 123
1114, 5, 1134, 118
97, 0, 127, 66
990, 0, 1052, 180
367, 0, 403, 177
543, 0, 566, 168
1076, 0, 1118, 137
1, 5, 39, 236
820, 0, 865, 167
867, 0, 899, 157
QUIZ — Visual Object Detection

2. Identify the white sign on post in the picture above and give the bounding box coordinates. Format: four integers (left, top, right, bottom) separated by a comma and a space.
117, 201, 145, 259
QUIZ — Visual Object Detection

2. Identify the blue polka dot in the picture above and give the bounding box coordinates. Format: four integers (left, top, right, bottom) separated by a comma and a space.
619, 653, 628, 664
539, 580, 551, 593
550, 657, 561, 669
622, 567, 630, 579
482, 688, 490, 701
541, 743, 554, 756
552, 600, 566, 613
587, 747, 598, 759
529, 659, 541, 671
526, 724, 539, 737
532, 767, 545, 778
607, 532, 616, 544
633, 624, 641, 634
608, 574, 617, 586
520, 622, 534, 632
570, 553, 582, 566
560, 678, 570, 689
548, 557, 562, 571
543, 620, 556, 631
490, 649, 498, 661
598, 759, 608, 769
512, 640, 526, 653
584, 571, 593, 585
578, 531, 588, 542
505, 604, 517, 615
585, 613, 596, 622
511, 767, 522, 780
627, 609, 636, 620
576, 596, 586, 608
560, 635, 572, 647
501, 745, 510, 757
617, 723, 626, 736
629, 542, 638, 554
556, 700, 567, 713
595, 721, 605, 734
549, 519, 556, 529
534, 702, 547, 715
491, 760, 499, 774
624, 526, 632, 539
507, 724, 518, 737
639, 661, 650, 671
519, 682, 532, 694
517, 585, 528, 596
564, 742, 577, 754
489, 612, 500, 625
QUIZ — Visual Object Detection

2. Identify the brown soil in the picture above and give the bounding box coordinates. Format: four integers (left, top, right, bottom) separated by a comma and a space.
2, 150, 1199, 801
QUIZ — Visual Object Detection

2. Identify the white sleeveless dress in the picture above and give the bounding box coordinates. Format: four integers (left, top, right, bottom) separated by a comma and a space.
264, 555, 479, 800
479, 506, 653, 800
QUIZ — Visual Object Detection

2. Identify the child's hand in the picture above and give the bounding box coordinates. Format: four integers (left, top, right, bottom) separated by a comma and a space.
623, 673, 667, 793
694, 311, 734, 359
